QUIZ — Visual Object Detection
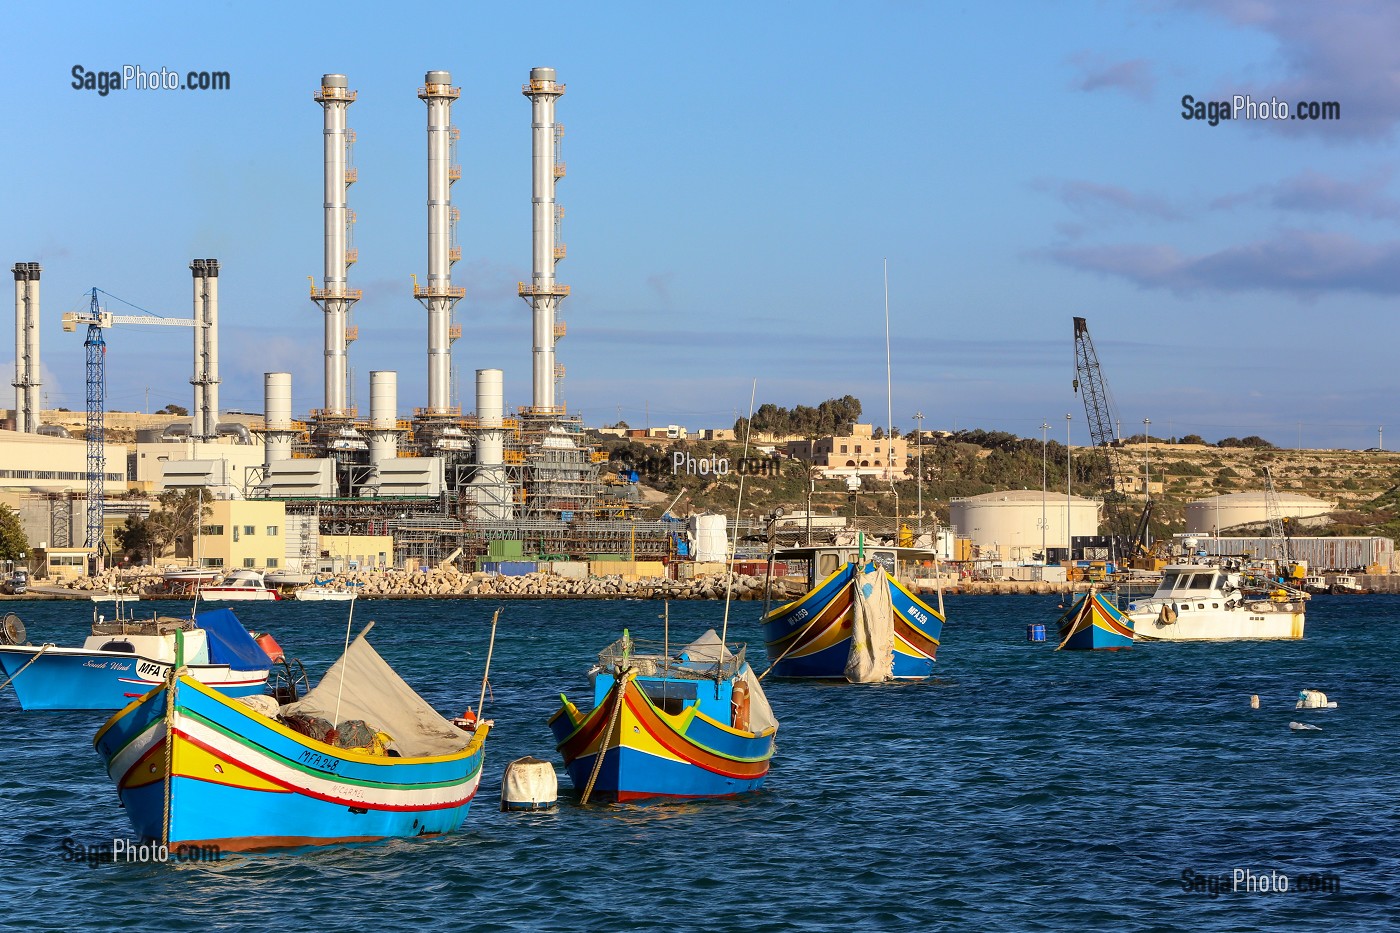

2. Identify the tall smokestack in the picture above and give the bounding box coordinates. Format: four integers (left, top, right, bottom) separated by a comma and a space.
263, 372, 295, 467
312, 73, 359, 415
11, 262, 40, 433
520, 67, 568, 413
202, 259, 220, 439
189, 259, 221, 440
367, 370, 398, 463
417, 71, 463, 414
189, 260, 206, 436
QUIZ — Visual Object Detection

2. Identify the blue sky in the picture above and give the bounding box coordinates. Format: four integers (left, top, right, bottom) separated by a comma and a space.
2, 1, 1396, 448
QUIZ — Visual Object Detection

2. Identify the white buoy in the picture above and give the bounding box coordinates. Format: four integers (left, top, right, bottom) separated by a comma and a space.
1296, 690, 1337, 710
501, 756, 559, 811
1249, 694, 1260, 709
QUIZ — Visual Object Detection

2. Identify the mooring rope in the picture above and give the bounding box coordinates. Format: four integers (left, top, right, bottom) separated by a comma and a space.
579, 673, 629, 806
0, 644, 53, 693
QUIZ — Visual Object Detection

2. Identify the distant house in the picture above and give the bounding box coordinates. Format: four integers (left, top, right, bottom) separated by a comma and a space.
625, 425, 688, 441
786, 423, 909, 480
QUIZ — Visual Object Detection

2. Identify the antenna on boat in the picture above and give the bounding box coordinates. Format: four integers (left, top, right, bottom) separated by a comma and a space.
331, 587, 358, 730
477, 607, 501, 715
718, 379, 758, 669
883, 258, 899, 535
190, 487, 205, 619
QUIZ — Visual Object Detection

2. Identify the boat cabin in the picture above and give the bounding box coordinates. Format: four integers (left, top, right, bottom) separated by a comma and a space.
775, 545, 936, 590
590, 634, 750, 726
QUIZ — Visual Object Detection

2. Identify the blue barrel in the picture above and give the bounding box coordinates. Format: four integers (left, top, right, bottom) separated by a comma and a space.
1026, 623, 1046, 642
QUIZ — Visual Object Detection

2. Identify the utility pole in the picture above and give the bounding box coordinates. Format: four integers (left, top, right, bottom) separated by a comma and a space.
1065, 413, 1072, 563
913, 411, 925, 534
1041, 421, 1049, 563
1143, 417, 1152, 549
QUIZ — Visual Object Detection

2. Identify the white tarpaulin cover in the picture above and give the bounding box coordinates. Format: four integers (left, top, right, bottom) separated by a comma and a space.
845, 565, 895, 683
284, 624, 470, 757
683, 629, 779, 734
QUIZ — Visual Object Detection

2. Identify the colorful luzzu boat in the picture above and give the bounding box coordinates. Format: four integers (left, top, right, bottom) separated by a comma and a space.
93, 622, 491, 851
1055, 588, 1134, 651
549, 630, 778, 803
762, 544, 944, 682
0, 606, 270, 711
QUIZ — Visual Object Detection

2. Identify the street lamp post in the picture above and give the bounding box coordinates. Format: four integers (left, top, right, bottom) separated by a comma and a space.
1143, 417, 1152, 551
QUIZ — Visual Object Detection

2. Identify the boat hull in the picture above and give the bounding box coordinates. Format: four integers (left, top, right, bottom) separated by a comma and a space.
1130, 607, 1305, 641
93, 676, 489, 850
762, 561, 943, 680
549, 674, 775, 802
1056, 591, 1134, 651
0, 645, 267, 711
197, 589, 280, 602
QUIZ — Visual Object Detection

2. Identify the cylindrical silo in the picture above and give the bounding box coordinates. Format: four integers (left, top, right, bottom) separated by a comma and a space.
475, 368, 504, 467
368, 370, 398, 463
263, 372, 295, 466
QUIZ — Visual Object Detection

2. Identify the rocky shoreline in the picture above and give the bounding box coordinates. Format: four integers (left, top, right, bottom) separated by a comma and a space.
28, 567, 1096, 600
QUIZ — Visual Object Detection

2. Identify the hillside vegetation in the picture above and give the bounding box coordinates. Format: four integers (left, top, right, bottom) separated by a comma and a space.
601, 432, 1400, 544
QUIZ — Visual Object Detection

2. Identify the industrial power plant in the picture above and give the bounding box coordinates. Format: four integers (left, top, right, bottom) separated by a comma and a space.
4, 68, 689, 577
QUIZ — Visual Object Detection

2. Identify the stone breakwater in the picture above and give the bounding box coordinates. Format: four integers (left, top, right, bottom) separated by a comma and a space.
53, 568, 1096, 600
62, 567, 808, 601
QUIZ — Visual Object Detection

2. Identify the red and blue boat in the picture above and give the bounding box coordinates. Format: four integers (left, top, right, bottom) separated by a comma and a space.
1056, 589, 1135, 650
549, 630, 778, 803
93, 622, 491, 851
762, 544, 944, 681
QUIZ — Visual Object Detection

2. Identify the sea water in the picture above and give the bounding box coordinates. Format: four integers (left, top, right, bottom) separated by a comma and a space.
0, 595, 1395, 930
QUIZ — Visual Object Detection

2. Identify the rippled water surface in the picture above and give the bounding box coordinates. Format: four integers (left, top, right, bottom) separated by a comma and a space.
1, 595, 1396, 930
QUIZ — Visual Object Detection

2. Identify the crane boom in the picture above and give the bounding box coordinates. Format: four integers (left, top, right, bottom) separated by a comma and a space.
65, 291, 202, 566
1072, 316, 1142, 560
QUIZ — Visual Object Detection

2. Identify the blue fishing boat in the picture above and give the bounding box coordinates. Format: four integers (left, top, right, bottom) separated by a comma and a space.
549, 630, 778, 803
93, 621, 491, 851
1056, 589, 1135, 650
0, 606, 270, 711
762, 543, 944, 682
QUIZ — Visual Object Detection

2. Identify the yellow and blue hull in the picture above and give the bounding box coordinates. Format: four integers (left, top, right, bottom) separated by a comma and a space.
1056, 590, 1134, 651
762, 562, 943, 679
93, 676, 489, 851
549, 673, 775, 802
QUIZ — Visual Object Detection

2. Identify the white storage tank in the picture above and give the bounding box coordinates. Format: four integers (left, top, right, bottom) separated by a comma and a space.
1185, 491, 1332, 535
949, 489, 1101, 558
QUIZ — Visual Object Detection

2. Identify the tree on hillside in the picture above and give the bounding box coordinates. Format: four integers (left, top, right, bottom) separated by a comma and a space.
0, 505, 28, 562
737, 395, 863, 437
146, 489, 213, 559
160, 403, 189, 416
114, 515, 156, 565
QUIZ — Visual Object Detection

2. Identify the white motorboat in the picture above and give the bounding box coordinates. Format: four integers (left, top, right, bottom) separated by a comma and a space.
198, 569, 282, 602
1301, 574, 1329, 595
1125, 557, 1306, 641
293, 582, 357, 602
161, 566, 221, 584
1330, 574, 1367, 595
